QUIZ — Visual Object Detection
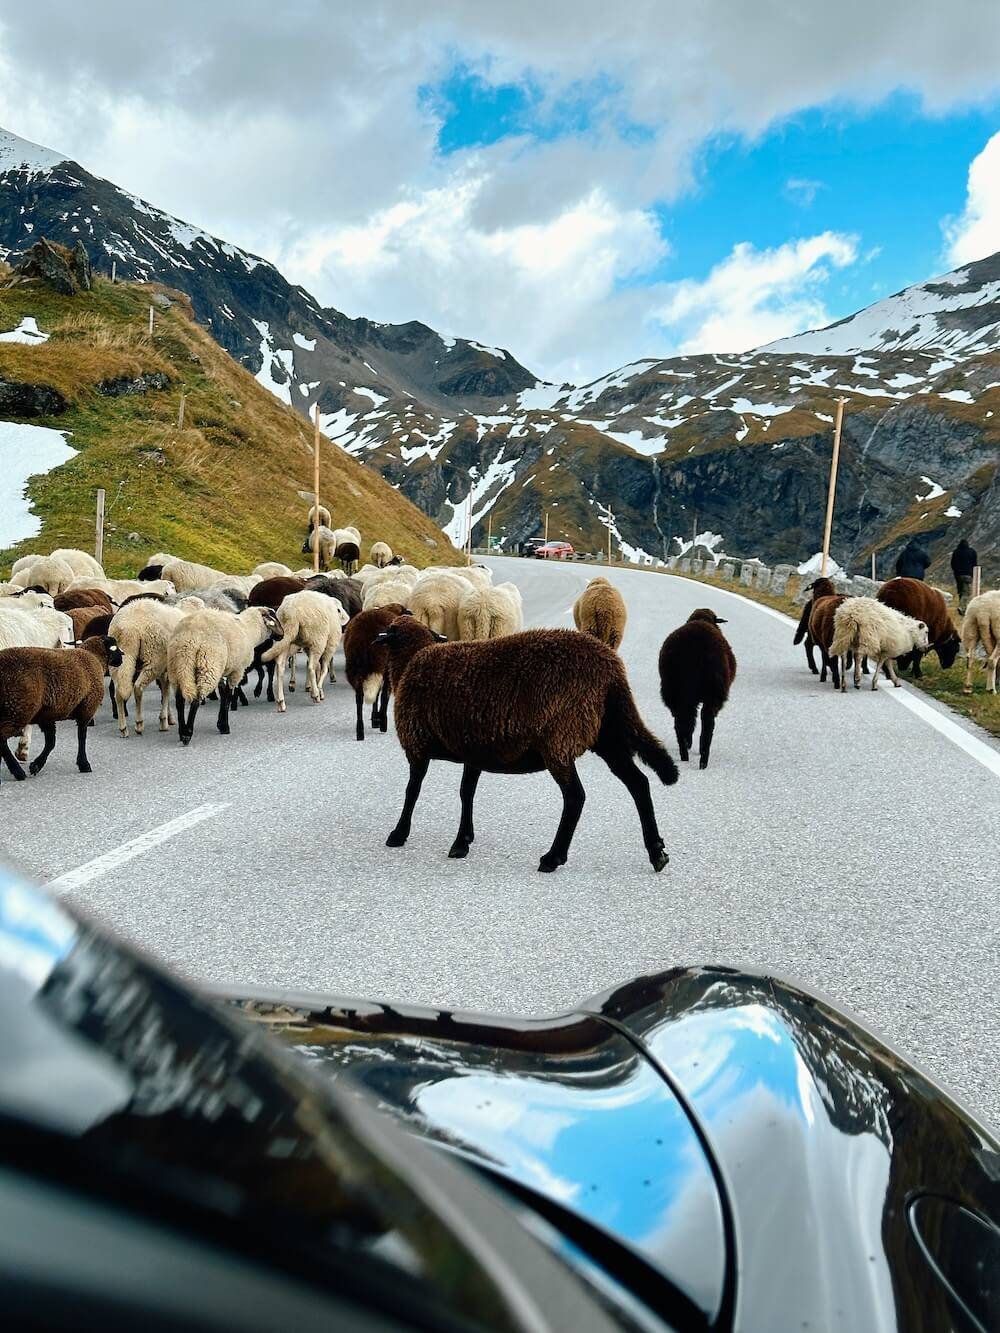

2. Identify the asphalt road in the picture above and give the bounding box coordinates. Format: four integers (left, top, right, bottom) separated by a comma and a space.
3, 557, 999, 1128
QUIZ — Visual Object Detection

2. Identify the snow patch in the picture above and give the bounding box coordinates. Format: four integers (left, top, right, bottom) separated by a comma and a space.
0, 422, 77, 546
251, 320, 293, 406
353, 386, 388, 408
0, 128, 64, 175
729, 397, 793, 417
937, 389, 974, 404
944, 504, 963, 518
0, 316, 49, 345
292, 332, 317, 351
797, 552, 845, 577
917, 476, 945, 501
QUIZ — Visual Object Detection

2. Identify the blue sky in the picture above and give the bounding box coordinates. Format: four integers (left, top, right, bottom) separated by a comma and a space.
4, 3, 1000, 380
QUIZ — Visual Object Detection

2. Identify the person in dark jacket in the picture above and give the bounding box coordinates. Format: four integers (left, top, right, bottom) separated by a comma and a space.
895, 540, 931, 580
950, 539, 978, 613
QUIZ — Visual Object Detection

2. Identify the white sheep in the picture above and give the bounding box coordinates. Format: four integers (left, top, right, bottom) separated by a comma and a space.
370, 540, 392, 568
167, 606, 281, 744
409, 574, 466, 641
142, 552, 176, 570
303, 525, 339, 570
457, 581, 523, 641
423, 564, 492, 587
50, 548, 105, 579
961, 590, 1000, 694
10, 555, 76, 595
331, 526, 361, 574
0, 600, 75, 761
307, 504, 332, 529
830, 597, 930, 692
252, 561, 293, 580
159, 557, 236, 593
262, 590, 349, 712
109, 599, 194, 737
363, 578, 414, 611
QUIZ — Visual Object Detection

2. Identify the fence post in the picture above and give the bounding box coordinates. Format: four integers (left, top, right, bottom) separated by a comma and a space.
821, 397, 847, 576
148, 305, 154, 338
972, 565, 982, 601
607, 508, 613, 564
871, 551, 876, 580
95, 489, 106, 566
177, 393, 186, 430
111, 261, 117, 284
313, 403, 321, 574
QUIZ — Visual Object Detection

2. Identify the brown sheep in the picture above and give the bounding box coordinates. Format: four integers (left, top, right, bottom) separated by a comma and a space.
343, 603, 411, 740
66, 605, 108, 642
0, 636, 123, 782
876, 577, 960, 676
792, 577, 835, 674
375, 618, 678, 873
808, 593, 847, 688
658, 609, 737, 769
53, 588, 114, 613
572, 576, 627, 650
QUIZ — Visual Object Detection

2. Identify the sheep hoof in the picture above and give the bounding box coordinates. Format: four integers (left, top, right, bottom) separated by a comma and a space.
356, 729, 365, 741
288, 683, 296, 693
698, 756, 709, 770
538, 852, 565, 873
78, 762, 92, 774
277, 701, 287, 713
650, 847, 669, 873
28, 760, 43, 777
180, 734, 192, 747
386, 828, 408, 847
892, 680, 900, 688
118, 729, 129, 740
10, 768, 27, 781
135, 723, 144, 735
160, 722, 169, 731
448, 842, 470, 859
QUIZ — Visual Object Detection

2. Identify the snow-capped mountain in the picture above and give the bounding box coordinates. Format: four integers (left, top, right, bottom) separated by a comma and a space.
3, 124, 998, 573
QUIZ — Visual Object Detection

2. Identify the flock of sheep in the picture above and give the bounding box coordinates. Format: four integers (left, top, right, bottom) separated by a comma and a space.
2, 526, 996, 872
794, 575, 1000, 695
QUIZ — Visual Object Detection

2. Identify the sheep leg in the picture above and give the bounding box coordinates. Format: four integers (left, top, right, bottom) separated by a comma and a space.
266, 658, 276, 702
830, 653, 841, 690
288, 652, 297, 692
805, 638, 818, 674
448, 765, 481, 859
853, 652, 863, 691
673, 705, 697, 763
181, 696, 200, 746
885, 657, 902, 689
175, 690, 187, 739
15, 726, 31, 763
386, 755, 429, 847
217, 682, 232, 734
109, 678, 119, 721
964, 648, 977, 694
75, 716, 92, 774
538, 762, 586, 873
28, 721, 57, 776
595, 743, 667, 870
355, 686, 366, 741
306, 652, 321, 703
159, 680, 172, 732
377, 679, 391, 732
987, 646, 1000, 694
274, 653, 288, 713
698, 707, 717, 771
134, 686, 145, 735
1, 737, 27, 781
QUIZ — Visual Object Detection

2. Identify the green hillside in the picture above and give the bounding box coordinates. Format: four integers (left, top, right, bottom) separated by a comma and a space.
0, 270, 460, 576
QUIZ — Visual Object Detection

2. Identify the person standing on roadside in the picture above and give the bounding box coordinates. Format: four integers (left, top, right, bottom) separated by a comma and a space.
950, 538, 978, 613
895, 539, 931, 580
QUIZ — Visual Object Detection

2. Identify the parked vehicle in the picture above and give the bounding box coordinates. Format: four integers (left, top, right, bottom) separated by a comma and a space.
518, 537, 546, 557
535, 541, 574, 559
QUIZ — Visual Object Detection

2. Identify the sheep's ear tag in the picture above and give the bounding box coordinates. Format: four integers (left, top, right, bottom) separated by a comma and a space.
372, 631, 389, 644
432, 631, 448, 642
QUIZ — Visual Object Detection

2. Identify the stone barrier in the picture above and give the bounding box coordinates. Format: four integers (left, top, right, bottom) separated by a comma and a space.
667, 555, 679, 569
740, 564, 755, 586
679, 557, 691, 572
754, 567, 772, 591
719, 562, 734, 581
771, 571, 789, 594
690, 558, 703, 574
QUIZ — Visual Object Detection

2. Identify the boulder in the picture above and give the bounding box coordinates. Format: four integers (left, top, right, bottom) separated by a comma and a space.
740, 564, 755, 586
679, 557, 691, 572
719, 561, 735, 581
0, 378, 67, 417
689, 558, 704, 574
755, 567, 772, 591
9, 237, 92, 295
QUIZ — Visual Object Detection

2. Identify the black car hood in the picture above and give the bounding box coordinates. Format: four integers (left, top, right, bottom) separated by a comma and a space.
225, 966, 1000, 1333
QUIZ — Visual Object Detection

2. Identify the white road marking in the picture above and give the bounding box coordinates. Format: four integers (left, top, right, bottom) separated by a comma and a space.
653, 573, 1000, 781
47, 802, 231, 893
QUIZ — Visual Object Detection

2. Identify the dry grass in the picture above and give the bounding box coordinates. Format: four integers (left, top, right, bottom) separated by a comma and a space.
0, 278, 459, 576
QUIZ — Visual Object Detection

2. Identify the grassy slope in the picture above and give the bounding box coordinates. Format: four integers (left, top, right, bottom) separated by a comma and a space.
598, 560, 1000, 740
0, 276, 460, 576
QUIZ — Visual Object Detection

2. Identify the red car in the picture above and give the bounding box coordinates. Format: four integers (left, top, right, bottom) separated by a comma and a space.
535, 540, 574, 559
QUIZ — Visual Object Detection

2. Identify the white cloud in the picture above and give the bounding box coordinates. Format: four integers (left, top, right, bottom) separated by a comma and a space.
784, 177, 825, 207
653, 234, 859, 354
945, 130, 1000, 265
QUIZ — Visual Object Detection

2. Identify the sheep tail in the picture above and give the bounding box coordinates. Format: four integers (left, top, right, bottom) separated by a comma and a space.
262, 626, 295, 664
830, 604, 878, 660
792, 602, 811, 645
606, 677, 679, 786
114, 650, 138, 699
974, 607, 998, 655
192, 645, 215, 702
362, 672, 383, 704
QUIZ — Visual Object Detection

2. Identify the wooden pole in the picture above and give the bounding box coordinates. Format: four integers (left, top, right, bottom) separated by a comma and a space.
466, 492, 473, 564
972, 565, 982, 601
607, 508, 613, 565
544, 510, 549, 545
111, 260, 117, 284
871, 550, 876, 581
95, 489, 106, 566
821, 397, 847, 577
312, 403, 321, 574
177, 393, 186, 430
487, 512, 492, 553
148, 305, 154, 338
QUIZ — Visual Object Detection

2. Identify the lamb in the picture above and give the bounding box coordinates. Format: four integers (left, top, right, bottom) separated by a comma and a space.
50, 548, 105, 580
961, 591, 1000, 694
343, 603, 411, 740
0, 636, 123, 783
252, 561, 293, 580
5, 591, 56, 612
304, 574, 364, 619
573, 577, 627, 650
408, 574, 465, 641
808, 592, 848, 688
167, 606, 282, 744
307, 504, 332, 530
301, 524, 339, 570
658, 609, 737, 770
370, 541, 393, 568
53, 587, 114, 613
66, 605, 109, 643
793, 577, 836, 674
376, 618, 678, 872
261, 590, 349, 712
457, 582, 523, 641
109, 598, 194, 737
363, 578, 414, 612
830, 597, 930, 692
10, 555, 76, 595
0, 600, 75, 763
876, 577, 961, 675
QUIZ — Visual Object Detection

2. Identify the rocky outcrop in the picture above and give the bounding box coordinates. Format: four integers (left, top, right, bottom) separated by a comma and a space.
7, 236, 91, 294
97, 371, 171, 398
0, 378, 67, 416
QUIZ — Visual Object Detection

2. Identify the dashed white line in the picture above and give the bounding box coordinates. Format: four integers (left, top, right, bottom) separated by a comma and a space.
47, 802, 231, 893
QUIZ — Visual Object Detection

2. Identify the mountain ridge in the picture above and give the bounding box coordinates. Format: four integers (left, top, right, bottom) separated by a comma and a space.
2, 125, 998, 575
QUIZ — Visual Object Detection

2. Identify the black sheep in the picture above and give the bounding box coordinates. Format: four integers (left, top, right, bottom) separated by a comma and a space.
658, 608, 736, 770
375, 618, 678, 873
792, 576, 835, 674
